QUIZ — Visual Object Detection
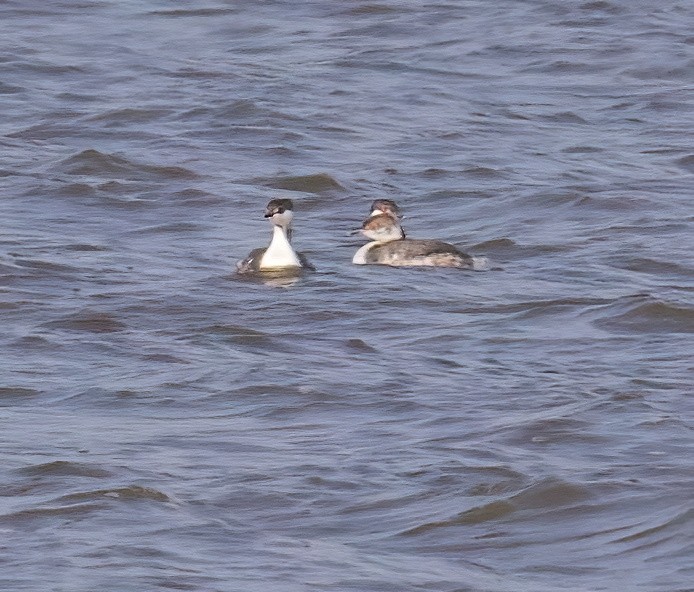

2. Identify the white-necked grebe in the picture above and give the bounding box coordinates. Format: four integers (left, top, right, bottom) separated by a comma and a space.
237, 199, 314, 273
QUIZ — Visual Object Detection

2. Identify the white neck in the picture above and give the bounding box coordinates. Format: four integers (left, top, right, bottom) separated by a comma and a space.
260, 225, 301, 269
352, 241, 379, 265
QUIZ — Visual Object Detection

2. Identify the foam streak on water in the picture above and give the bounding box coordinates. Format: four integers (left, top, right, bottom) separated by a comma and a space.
1, 1, 692, 590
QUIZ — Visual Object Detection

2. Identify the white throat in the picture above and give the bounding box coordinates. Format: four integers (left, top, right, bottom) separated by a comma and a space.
260, 225, 301, 269
272, 210, 294, 227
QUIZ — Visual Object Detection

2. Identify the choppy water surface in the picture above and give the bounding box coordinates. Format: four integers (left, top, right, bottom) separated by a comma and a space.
1, 1, 693, 590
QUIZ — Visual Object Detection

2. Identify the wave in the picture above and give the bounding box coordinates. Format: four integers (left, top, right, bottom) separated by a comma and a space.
15, 461, 112, 478
0, 486, 173, 526
55, 149, 198, 181
593, 296, 694, 334
262, 173, 344, 194
402, 478, 592, 535
58, 485, 172, 504
43, 311, 126, 334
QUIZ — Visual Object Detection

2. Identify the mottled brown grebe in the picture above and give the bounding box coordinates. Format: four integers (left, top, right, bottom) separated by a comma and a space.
369, 199, 402, 220
353, 201, 475, 268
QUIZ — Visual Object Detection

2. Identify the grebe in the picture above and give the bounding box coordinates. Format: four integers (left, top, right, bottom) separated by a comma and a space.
237, 199, 314, 273
369, 199, 402, 219
356, 199, 406, 240
358, 212, 406, 242
353, 208, 474, 269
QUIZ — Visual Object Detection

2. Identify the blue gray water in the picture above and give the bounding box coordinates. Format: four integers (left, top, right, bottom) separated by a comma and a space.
1, 1, 693, 590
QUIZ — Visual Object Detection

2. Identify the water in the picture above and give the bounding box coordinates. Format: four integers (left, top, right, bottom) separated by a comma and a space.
1, 1, 693, 590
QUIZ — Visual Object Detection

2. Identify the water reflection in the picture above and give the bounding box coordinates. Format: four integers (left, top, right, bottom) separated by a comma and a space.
234, 268, 305, 288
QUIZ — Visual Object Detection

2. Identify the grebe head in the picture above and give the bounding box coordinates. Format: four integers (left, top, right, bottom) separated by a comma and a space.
370, 199, 402, 219
264, 198, 294, 228
360, 213, 406, 242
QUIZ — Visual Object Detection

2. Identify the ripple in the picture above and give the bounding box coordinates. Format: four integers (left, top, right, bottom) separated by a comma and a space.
86, 107, 173, 125
675, 154, 694, 173
0, 387, 40, 401
462, 166, 505, 178
471, 237, 517, 251
130, 222, 208, 235
625, 64, 694, 82
610, 508, 692, 546
11, 258, 79, 273
51, 182, 97, 199
538, 111, 589, 124
148, 7, 237, 18
43, 312, 127, 334
8, 336, 55, 350
503, 417, 608, 446
172, 188, 225, 206
63, 243, 110, 252
619, 257, 692, 276
0, 503, 106, 525
342, 3, 400, 16
199, 324, 281, 349
8, 123, 157, 141
141, 353, 190, 364
561, 145, 604, 154
0, 82, 23, 94
343, 338, 378, 353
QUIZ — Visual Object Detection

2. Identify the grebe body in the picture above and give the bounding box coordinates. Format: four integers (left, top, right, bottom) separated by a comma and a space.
353, 238, 474, 268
